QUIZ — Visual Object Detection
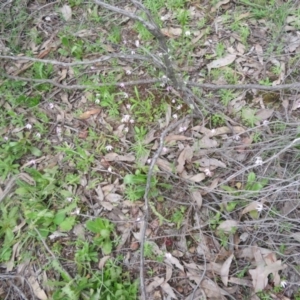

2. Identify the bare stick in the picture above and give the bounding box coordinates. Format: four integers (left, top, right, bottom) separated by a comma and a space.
140, 117, 188, 299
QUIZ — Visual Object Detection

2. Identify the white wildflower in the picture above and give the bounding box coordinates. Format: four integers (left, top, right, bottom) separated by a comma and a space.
49, 103, 54, 109
123, 92, 129, 98
123, 40, 127, 45
25, 123, 32, 130
121, 115, 131, 123
176, 104, 183, 110
162, 147, 168, 153
233, 134, 240, 141
211, 129, 216, 135
147, 158, 152, 164
126, 70, 132, 75
106, 145, 113, 151
280, 280, 287, 288
135, 40, 140, 47
204, 168, 212, 177
95, 99, 100, 104
255, 156, 263, 166
36, 133, 41, 139
124, 127, 129, 132
126, 104, 131, 109
263, 120, 269, 126
108, 167, 112, 172
28, 160, 36, 166
172, 114, 178, 119
130, 119, 134, 124
171, 99, 176, 103
179, 126, 187, 132
119, 83, 125, 88
4, 136, 8, 141
131, 50, 135, 55
66, 197, 73, 202
256, 203, 263, 212
185, 30, 191, 36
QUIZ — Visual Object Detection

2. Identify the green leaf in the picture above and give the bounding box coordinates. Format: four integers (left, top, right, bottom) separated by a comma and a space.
100, 229, 110, 239
54, 211, 66, 225
86, 218, 113, 234
30, 146, 42, 156
102, 240, 112, 255
247, 172, 256, 185
60, 217, 76, 231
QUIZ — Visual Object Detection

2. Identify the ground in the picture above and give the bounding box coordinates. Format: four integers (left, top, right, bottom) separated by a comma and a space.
1, 0, 300, 299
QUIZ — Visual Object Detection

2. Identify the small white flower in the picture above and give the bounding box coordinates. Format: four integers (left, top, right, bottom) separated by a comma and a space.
124, 127, 129, 132
123, 92, 129, 98
211, 129, 216, 134
71, 208, 80, 215
158, 52, 163, 57
49, 103, 54, 109
172, 114, 178, 119
67, 197, 73, 202
129, 119, 134, 124
166, 86, 171, 92
4, 136, 8, 141
123, 40, 127, 45
147, 158, 152, 164
233, 134, 240, 141
171, 99, 176, 103
126, 104, 131, 109
126, 70, 132, 75
96, 94, 100, 97
121, 115, 131, 123
119, 83, 125, 88
135, 40, 140, 47
106, 145, 113, 151
204, 168, 212, 177
255, 157, 263, 166
179, 126, 187, 132
185, 30, 191, 36
108, 167, 112, 172
26, 123, 32, 130
263, 120, 269, 126
28, 159, 36, 166
95, 99, 100, 104
90, 66, 96, 70
176, 104, 183, 110
36, 133, 41, 139
280, 280, 287, 288
131, 50, 135, 55
256, 203, 263, 212
162, 147, 168, 153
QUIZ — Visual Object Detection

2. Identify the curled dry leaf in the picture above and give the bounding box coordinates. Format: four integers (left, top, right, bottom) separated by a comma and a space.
104, 153, 135, 162
28, 276, 48, 300
78, 108, 101, 120
161, 27, 182, 37
146, 276, 164, 293
255, 109, 274, 121
164, 253, 184, 272
98, 255, 111, 269
207, 54, 236, 72
191, 190, 202, 208
165, 134, 192, 143
220, 254, 234, 286
157, 158, 173, 173
241, 201, 262, 216
291, 232, 300, 242
187, 173, 206, 182
60, 4, 72, 21
176, 145, 193, 173
161, 282, 178, 299
194, 157, 226, 168
194, 136, 218, 149
217, 220, 238, 235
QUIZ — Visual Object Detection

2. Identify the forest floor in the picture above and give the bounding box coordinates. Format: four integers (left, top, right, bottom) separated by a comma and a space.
1, 0, 300, 299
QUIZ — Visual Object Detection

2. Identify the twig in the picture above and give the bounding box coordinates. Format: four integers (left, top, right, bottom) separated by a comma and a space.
0, 53, 154, 67
2, 74, 163, 90
140, 117, 188, 299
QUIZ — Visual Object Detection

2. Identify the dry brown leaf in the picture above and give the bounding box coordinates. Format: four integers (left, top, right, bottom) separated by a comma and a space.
228, 277, 252, 287
207, 54, 236, 72
220, 254, 234, 286
78, 108, 101, 119
104, 153, 135, 162
188, 173, 205, 182
161, 27, 182, 37
99, 201, 114, 210
291, 232, 300, 242
249, 260, 286, 292
255, 44, 264, 65
176, 145, 193, 173
164, 253, 184, 272
191, 190, 202, 208
255, 109, 274, 121
194, 136, 218, 149
217, 220, 238, 235
194, 157, 226, 168
241, 201, 261, 216
165, 134, 192, 143
98, 255, 111, 269
28, 276, 48, 300
60, 4, 72, 21
146, 276, 165, 293
161, 282, 178, 299
157, 158, 174, 173
104, 193, 122, 203
201, 279, 224, 299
